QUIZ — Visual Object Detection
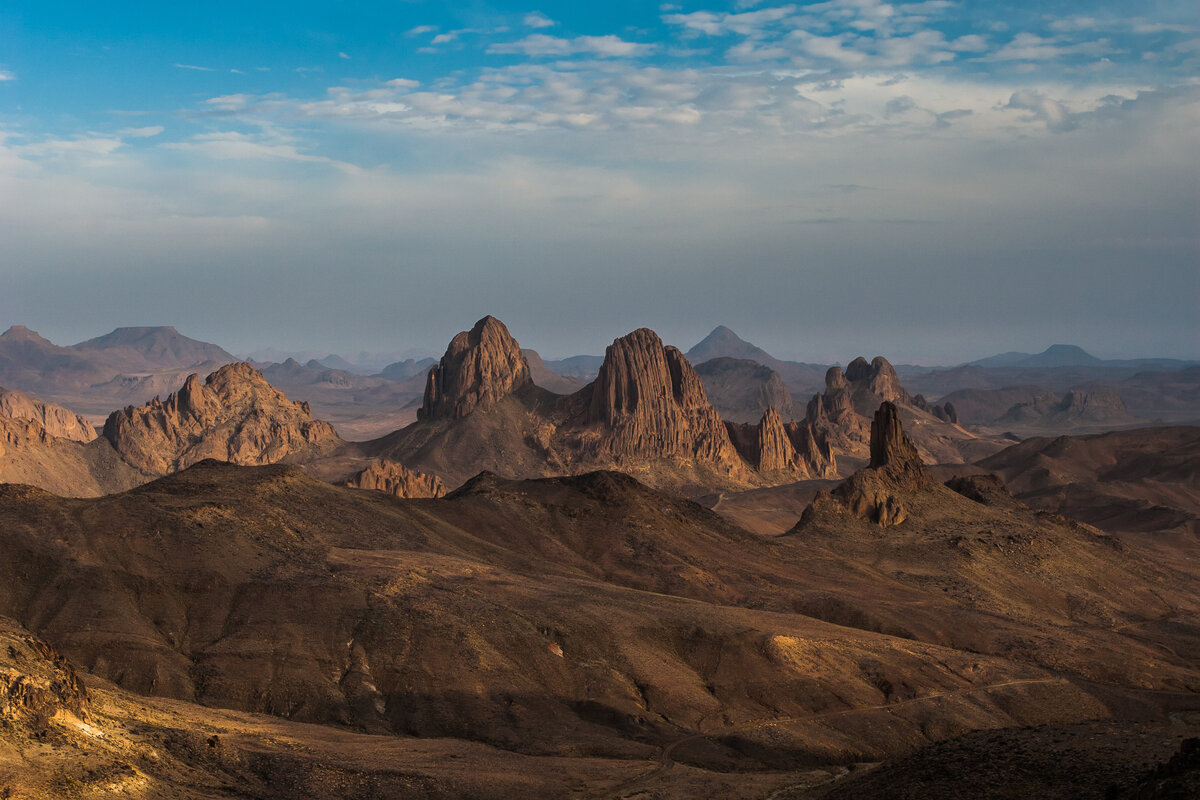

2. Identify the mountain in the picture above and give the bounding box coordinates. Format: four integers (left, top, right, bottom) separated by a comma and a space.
995, 388, 1132, 428
372, 317, 764, 492
538, 353, 604, 382
977, 426, 1200, 541
1016, 344, 1104, 368
693, 357, 800, 422
103, 362, 342, 477
521, 348, 586, 394
686, 325, 777, 365
343, 458, 447, 498
804, 356, 1001, 469
685, 325, 829, 393
73, 325, 234, 370
376, 357, 437, 381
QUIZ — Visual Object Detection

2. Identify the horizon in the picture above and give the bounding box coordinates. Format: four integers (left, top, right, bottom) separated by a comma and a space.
3, 319, 1194, 369
2, 1, 1197, 362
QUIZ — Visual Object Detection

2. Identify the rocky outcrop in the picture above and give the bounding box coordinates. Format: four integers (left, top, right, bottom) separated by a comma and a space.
420, 316, 533, 421
0, 616, 90, 727
799, 402, 930, 527
727, 407, 837, 478
345, 460, 447, 499
579, 329, 752, 480
103, 363, 342, 476
0, 387, 96, 443
912, 394, 958, 424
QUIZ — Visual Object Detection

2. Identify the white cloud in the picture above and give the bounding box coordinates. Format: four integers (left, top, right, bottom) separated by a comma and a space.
524, 12, 555, 29
1004, 90, 1076, 131
983, 33, 1112, 62
0, 70, 15, 81
174, 63, 215, 72
406, 25, 438, 37
120, 126, 165, 138
488, 35, 652, 58
339, 52, 350, 60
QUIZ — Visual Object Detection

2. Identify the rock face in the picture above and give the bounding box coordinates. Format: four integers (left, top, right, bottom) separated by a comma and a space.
0, 387, 96, 443
800, 402, 930, 527
345, 460, 447, 499
420, 316, 533, 421
103, 362, 342, 476
694, 357, 798, 423
726, 407, 837, 478
580, 329, 752, 480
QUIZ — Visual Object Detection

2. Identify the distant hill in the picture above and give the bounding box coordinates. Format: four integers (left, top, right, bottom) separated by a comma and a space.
73, 326, 234, 370
685, 326, 829, 394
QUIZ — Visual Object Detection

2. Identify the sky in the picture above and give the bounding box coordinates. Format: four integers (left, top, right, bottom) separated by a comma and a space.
0, 1, 1197, 364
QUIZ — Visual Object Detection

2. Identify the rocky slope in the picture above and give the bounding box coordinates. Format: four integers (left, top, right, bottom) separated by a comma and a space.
996, 388, 1132, 427
725, 407, 837, 479
0, 386, 96, 442
102, 362, 343, 476
694, 356, 800, 422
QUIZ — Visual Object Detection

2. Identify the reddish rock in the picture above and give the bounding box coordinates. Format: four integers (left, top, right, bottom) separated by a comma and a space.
420, 316, 533, 421
345, 460, 447, 499
580, 329, 752, 480
103, 363, 342, 476
0, 388, 96, 443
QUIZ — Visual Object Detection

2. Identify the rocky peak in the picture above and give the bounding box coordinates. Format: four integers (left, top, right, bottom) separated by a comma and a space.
103, 363, 341, 476
797, 402, 929, 529
420, 316, 532, 421
870, 401, 925, 475
580, 328, 752, 480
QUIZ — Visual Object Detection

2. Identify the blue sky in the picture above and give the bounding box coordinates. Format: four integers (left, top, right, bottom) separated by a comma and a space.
1, 1, 1197, 362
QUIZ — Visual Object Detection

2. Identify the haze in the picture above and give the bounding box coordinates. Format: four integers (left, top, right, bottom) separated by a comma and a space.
1, 1, 1197, 362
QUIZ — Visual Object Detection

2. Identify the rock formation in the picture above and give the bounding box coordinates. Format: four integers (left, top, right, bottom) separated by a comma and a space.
0, 387, 96, 443
103, 362, 342, 476
726, 407, 837, 478
420, 316, 533, 421
799, 402, 930, 527
578, 329, 753, 481
345, 459, 447, 499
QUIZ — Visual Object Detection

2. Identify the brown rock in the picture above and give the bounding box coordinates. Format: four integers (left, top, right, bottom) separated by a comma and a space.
798, 402, 930, 528
0, 387, 96, 443
345, 460, 447, 499
579, 329, 752, 480
420, 316, 533, 421
103, 362, 342, 476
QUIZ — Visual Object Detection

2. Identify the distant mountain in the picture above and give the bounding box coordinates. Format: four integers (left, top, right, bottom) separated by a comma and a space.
686, 325, 778, 365
685, 326, 829, 394
376, 357, 437, 381
73, 326, 234, 371
540, 354, 604, 382
521, 349, 586, 395
1016, 344, 1103, 368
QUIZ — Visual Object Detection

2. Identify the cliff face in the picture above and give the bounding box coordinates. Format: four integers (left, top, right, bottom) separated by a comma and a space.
420, 316, 533, 421
579, 329, 753, 480
0, 388, 96, 443
103, 363, 342, 476
345, 460, 447, 499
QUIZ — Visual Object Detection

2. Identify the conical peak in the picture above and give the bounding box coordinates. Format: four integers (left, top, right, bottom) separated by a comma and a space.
869, 401, 924, 473
420, 316, 532, 421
